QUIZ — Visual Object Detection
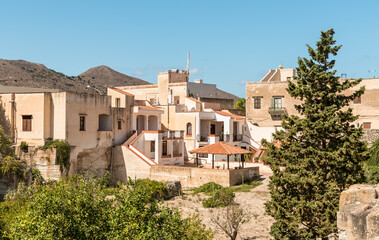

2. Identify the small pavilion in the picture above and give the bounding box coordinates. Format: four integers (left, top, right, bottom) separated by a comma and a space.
189, 142, 253, 169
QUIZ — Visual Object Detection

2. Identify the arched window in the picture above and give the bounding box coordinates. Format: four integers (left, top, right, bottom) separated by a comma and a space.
186, 123, 192, 136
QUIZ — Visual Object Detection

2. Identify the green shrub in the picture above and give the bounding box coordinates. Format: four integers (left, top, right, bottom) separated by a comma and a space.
202, 188, 235, 208
364, 164, 379, 184
192, 182, 223, 195
19, 141, 28, 153
3, 175, 213, 239
368, 138, 379, 166
43, 139, 70, 173
130, 178, 170, 201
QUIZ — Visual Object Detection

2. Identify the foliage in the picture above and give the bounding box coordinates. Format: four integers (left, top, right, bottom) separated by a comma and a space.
192, 182, 223, 195
19, 142, 28, 153
43, 139, 71, 173
264, 29, 368, 239
364, 164, 379, 184
0, 126, 14, 159
129, 178, 170, 201
228, 179, 262, 193
1, 176, 213, 240
212, 205, 248, 240
202, 188, 235, 208
368, 138, 379, 166
233, 98, 246, 110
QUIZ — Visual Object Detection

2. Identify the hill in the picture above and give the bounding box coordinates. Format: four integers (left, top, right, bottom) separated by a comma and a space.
0, 59, 150, 94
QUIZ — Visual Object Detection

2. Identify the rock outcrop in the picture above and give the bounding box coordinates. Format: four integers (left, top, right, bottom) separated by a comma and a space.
338, 184, 379, 239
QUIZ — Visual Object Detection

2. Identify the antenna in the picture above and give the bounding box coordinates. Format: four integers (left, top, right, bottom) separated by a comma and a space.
187, 51, 190, 74
369, 69, 376, 78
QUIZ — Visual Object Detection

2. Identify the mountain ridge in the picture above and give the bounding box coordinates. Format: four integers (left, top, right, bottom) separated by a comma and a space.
0, 59, 151, 94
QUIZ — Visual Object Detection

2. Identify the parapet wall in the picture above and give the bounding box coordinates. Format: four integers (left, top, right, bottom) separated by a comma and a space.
337, 184, 379, 239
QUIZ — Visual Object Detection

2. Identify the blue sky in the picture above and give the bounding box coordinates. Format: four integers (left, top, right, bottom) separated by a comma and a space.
1, 0, 378, 97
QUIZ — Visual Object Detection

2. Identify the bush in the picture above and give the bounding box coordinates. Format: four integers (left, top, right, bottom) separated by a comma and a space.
202, 188, 235, 208
19, 141, 28, 153
130, 178, 170, 201
364, 164, 379, 184
2, 175, 214, 239
192, 182, 223, 195
43, 139, 70, 173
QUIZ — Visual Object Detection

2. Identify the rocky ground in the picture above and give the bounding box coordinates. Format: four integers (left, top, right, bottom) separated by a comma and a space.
164, 164, 274, 240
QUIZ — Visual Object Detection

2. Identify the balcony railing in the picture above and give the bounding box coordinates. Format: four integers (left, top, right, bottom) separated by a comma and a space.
233, 134, 243, 141
197, 134, 209, 142
162, 130, 184, 139
268, 107, 287, 116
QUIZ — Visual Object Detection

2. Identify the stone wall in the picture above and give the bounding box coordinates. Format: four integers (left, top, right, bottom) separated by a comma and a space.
337, 184, 379, 239
16, 146, 61, 180
362, 129, 379, 147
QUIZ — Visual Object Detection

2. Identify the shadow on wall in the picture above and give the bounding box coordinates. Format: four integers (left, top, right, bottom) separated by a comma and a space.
0, 96, 11, 137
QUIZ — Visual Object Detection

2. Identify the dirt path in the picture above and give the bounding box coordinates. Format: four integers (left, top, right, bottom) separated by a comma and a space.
164, 164, 274, 240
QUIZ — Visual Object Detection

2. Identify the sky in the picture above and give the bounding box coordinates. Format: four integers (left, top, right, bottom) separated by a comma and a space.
0, 0, 379, 97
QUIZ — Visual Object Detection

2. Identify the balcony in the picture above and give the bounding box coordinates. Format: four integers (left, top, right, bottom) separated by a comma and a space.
233, 134, 243, 141
197, 134, 209, 142
162, 130, 184, 139
268, 107, 287, 116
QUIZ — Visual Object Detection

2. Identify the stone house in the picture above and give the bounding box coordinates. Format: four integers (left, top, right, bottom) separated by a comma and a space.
246, 65, 379, 144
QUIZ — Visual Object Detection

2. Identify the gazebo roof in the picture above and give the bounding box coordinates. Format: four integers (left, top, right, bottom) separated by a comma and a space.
189, 142, 253, 155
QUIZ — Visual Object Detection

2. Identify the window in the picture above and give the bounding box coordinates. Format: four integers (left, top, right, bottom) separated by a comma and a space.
118, 120, 122, 130
162, 141, 168, 156
22, 115, 32, 131
150, 141, 155, 152
271, 97, 282, 109
353, 96, 361, 104
80, 116, 86, 131
174, 96, 180, 104
363, 122, 371, 129
210, 124, 216, 135
287, 77, 291, 81
253, 97, 261, 109
186, 123, 192, 136
149, 98, 156, 104
116, 98, 121, 107
199, 153, 208, 158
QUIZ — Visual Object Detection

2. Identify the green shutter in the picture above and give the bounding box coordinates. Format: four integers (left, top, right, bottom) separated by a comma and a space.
271, 98, 275, 108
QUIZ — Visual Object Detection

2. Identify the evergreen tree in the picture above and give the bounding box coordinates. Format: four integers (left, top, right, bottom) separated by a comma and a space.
264, 29, 368, 239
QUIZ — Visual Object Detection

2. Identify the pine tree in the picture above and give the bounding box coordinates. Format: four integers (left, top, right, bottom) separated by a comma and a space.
264, 29, 368, 239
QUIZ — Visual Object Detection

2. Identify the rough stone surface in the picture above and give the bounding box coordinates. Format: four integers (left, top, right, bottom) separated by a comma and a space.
362, 129, 379, 147
338, 184, 379, 240
165, 181, 182, 199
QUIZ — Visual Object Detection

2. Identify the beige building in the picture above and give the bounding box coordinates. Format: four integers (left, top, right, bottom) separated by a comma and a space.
246, 65, 379, 143
112, 70, 263, 167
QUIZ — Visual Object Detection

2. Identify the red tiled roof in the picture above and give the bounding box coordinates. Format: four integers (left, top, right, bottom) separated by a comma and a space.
189, 142, 252, 155
108, 87, 134, 96
215, 110, 245, 120
186, 97, 202, 103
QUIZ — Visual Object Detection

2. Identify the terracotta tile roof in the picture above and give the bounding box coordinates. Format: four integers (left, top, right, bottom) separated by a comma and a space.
108, 87, 134, 96
215, 110, 245, 120
189, 142, 252, 155
138, 106, 163, 112
186, 97, 202, 103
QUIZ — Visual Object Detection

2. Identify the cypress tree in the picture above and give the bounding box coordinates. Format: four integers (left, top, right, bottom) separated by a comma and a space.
264, 29, 368, 239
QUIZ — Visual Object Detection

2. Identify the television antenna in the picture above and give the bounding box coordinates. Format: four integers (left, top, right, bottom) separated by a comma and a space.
368, 70, 376, 78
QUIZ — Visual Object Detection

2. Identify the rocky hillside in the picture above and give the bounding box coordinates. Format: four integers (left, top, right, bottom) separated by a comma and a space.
0, 59, 150, 94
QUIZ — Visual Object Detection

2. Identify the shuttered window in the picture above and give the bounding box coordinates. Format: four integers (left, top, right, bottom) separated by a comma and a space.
363, 122, 371, 129
22, 115, 32, 131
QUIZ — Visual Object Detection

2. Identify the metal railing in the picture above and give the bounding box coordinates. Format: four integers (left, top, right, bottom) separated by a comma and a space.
197, 134, 209, 142
233, 134, 243, 141
268, 107, 287, 115
162, 130, 184, 139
